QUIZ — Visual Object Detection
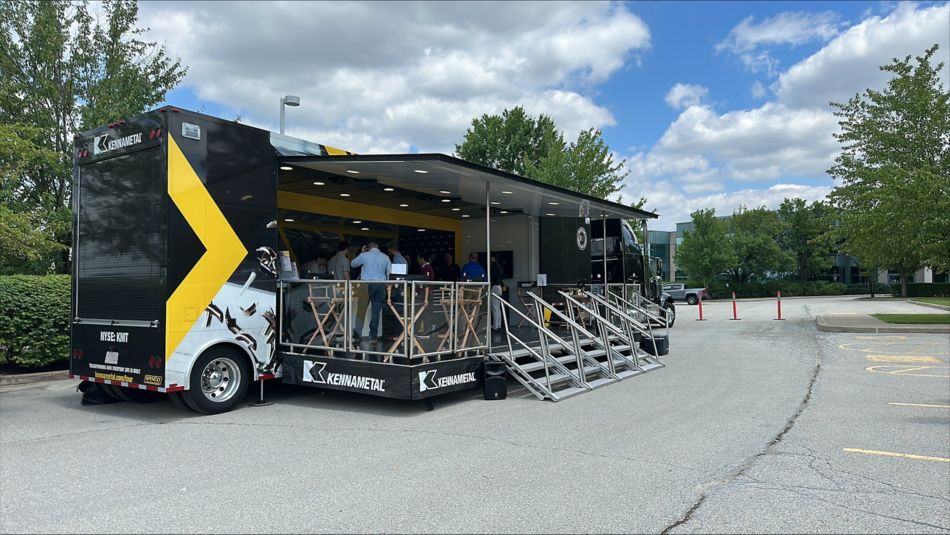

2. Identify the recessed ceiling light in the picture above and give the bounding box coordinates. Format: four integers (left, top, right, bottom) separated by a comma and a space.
280, 165, 293, 171
500, 210, 508, 214
490, 201, 500, 205
501, 190, 513, 194
461, 214, 470, 218
441, 199, 451, 203
383, 187, 395, 192
361, 227, 370, 231
546, 213, 555, 216
345, 169, 360, 174
451, 208, 461, 211
353, 220, 362, 224
465, 235, 472, 238
284, 218, 294, 222
414, 169, 428, 174
240, 194, 254, 201
313, 181, 325, 186
399, 203, 409, 207
439, 190, 451, 194
417, 228, 426, 232
340, 193, 350, 197
548, 202, 559, 206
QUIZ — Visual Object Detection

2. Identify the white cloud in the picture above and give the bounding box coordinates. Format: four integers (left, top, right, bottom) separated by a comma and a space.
629, 183, 834, 231
139, 1, 650, 153
716, 11, 843, 76
751, 81, 767, 98
664, 83, 709, 110
624, 2, 950, 230
773, 2, 950, 108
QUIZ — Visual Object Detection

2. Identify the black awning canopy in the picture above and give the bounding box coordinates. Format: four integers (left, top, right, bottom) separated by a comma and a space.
279, 153, 657, 221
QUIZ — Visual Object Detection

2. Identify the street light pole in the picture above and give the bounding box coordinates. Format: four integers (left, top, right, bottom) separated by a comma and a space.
279, 95, 300, 135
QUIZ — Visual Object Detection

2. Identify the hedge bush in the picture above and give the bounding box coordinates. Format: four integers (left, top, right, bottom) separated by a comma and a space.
890, 282, 950, 297
0, 275, 71, 367
700, 280, 847, 299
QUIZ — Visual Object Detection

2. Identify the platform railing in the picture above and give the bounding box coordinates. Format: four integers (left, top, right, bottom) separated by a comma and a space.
606, 287, 670, 338
586, 291, 660, 358
279, 280, 489, 364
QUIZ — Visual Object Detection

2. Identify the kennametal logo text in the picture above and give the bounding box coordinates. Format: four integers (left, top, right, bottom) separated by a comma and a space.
94, 132, 142, 155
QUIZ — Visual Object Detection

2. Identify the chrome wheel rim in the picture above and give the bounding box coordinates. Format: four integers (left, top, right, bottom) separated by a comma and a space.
200, 357, 241, 403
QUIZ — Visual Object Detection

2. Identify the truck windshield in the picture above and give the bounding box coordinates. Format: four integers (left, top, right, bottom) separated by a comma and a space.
76, 147, 164, 321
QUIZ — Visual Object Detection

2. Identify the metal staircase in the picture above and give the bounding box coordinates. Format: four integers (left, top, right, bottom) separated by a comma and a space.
489, 288, 666, 402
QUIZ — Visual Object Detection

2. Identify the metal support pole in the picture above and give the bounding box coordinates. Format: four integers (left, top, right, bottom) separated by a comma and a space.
279, 97, 285, 135
485, 181, 491, 351
602, 213, 608, 298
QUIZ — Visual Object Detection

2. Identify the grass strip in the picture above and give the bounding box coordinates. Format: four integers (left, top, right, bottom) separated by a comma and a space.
871, 313, 950, 324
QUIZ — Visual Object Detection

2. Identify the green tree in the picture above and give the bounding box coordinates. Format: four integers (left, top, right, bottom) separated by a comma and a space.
457, 107, 628, 199
674, 208, 735, 288
777, 198, 835, 282
455, 106, 559, 177
0, 0, 186, 273
0, 123, 65, 274
723, 206, 794, 284
828, 44, 950, 296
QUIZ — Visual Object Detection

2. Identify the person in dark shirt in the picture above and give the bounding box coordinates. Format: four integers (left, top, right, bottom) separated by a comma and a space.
416, 253, 436, 340
439, 252, 460, 282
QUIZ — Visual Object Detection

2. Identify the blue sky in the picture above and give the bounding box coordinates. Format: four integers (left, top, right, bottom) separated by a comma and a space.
143, 1, 949, 229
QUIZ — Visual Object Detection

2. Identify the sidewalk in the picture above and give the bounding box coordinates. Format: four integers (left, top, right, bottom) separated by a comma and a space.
0, 370, 70, 387
816, 314, 950, 334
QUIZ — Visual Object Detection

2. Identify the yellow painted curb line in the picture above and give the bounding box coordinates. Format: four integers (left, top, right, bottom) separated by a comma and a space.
843, 448, 949, 463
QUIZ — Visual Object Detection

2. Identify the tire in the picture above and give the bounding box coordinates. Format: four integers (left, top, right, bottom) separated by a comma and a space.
107, 384, 134, 402
182, 347, 251, 414
167, 391, 195, 412
663, 305, 676, 327
686, 295, 698, 306
111, 385, 164, 403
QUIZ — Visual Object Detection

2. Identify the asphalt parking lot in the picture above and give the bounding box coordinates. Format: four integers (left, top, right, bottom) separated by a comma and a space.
1, 296, 947, 533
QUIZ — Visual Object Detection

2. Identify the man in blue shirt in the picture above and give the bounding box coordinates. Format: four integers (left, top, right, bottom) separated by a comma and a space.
351, 242, 392, 348
460, 252, 486, 282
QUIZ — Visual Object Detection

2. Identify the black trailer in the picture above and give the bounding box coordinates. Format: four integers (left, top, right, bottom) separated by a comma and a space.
71, 107, 666, 413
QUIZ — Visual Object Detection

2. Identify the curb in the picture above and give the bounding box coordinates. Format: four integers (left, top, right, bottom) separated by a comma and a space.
816, 315, 950, 334
910, 300, 950, 312
0, 370, 71, 387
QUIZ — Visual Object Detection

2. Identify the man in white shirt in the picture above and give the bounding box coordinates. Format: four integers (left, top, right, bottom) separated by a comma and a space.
350, 242, 391, 349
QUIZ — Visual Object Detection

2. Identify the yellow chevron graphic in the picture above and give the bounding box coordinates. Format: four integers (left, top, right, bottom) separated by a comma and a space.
324, 145, 348, 156
165, 136, 247, 360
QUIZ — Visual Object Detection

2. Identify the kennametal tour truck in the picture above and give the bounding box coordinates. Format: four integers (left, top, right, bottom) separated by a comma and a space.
70, 107, 673, 413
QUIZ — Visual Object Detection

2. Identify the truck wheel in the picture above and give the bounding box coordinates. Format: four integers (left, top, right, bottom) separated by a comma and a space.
113, 385, 164, 403
663, 305, 676, 327
182, 348, 250, 414
106, 384, 134, 402
167, 391, 195, 412
686, 295, 698, 305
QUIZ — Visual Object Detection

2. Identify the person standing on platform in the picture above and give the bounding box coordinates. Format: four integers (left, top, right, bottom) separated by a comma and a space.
489, 253, 505, 331
351, 242, 391, 352
416, 253, 435, 340
390, 244, 407, 267
460, 252, 486, 282
439, 252, 460, 282
327, 241, 351, 280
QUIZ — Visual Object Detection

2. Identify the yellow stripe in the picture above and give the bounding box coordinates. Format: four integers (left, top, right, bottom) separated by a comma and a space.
866, 355, 941, 363
843, 448, 950, 463
888, 402, 950, 409
165, 136, 247, 360
324, 145, 348, 156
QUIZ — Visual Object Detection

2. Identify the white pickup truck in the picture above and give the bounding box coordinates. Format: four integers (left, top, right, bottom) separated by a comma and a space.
662, 284, 709, 305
